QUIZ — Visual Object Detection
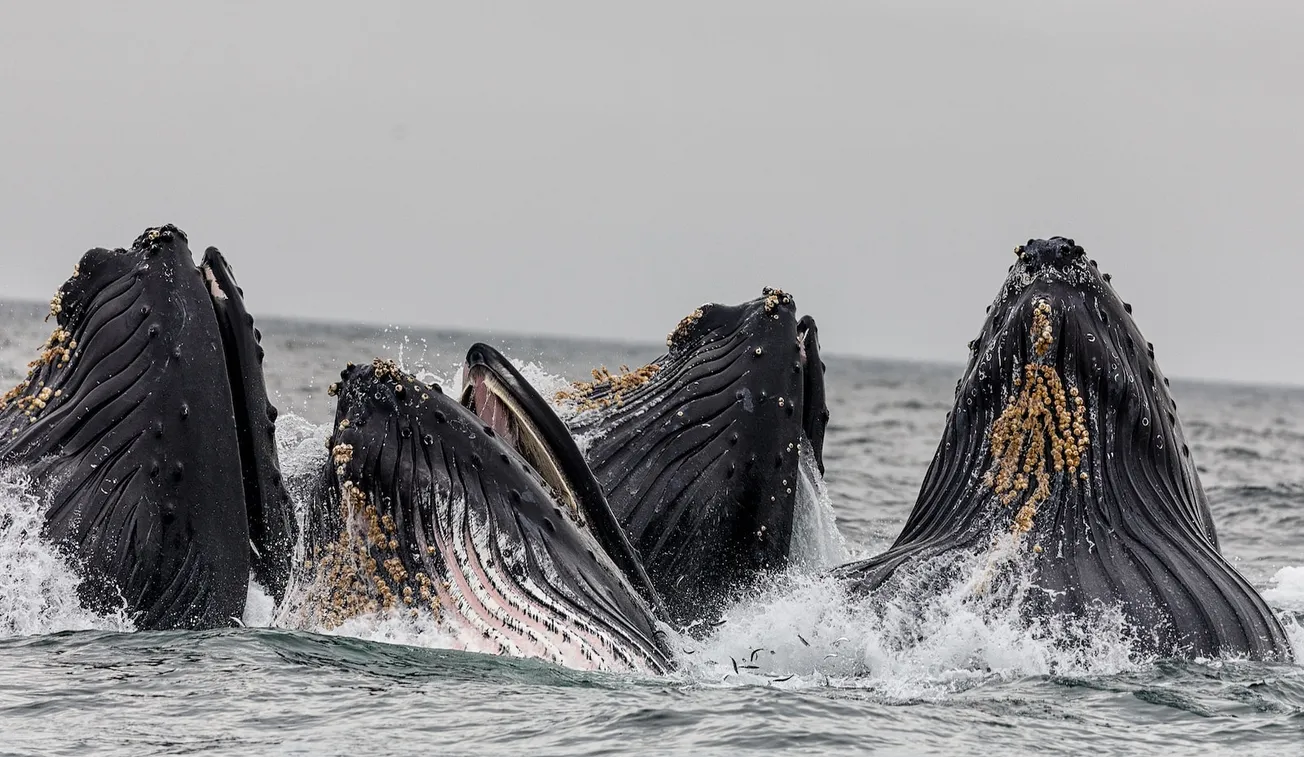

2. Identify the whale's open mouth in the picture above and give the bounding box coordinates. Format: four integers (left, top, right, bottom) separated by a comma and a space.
461, 361, 582, 524
458, 344, 665, 614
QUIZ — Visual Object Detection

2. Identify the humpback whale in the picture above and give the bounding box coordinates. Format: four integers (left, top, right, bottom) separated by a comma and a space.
0, 226, 296, 629
560, 289, 829, 628
288, 352, 672, 673
836, 238, 1292, 661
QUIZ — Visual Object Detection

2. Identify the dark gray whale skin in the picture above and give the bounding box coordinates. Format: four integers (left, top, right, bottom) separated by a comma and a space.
0, 225, 293, 629
200, 247, 298, 601
563, 289, 829, 629
836, 238, 1292, 662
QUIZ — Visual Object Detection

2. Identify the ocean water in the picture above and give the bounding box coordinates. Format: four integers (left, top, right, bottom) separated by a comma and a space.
0, 300, 1301, 756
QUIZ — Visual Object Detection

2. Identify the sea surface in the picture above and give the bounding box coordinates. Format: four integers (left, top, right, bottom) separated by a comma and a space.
0, 300, 1301, 756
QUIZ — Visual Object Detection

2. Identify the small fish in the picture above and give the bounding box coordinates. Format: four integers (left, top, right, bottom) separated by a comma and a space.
750, 648, 765, 662
731, 657, 739, 674
771, 675, 795, 683
797, 634, 811, 647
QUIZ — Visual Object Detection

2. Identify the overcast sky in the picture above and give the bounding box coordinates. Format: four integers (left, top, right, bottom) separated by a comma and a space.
1, 2, 1301, 384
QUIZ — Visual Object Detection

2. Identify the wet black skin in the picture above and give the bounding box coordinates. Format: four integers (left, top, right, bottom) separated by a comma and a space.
0, 226, 293, 628
461, 343, 666, 617
200, 247, 298, 600
565, 289, 830, 628
836, 238, 1292, 661
301, 362, 673, 671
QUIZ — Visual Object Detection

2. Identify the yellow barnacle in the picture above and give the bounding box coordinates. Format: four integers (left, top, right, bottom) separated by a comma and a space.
983, 298, 1091, 541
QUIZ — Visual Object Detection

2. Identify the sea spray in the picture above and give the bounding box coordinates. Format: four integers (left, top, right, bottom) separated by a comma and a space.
686, 549, 1146, 698
1265, 566, 1304, 659
242, 580, 277, 627
789, 437, 848, 570
0, 467, 133, 636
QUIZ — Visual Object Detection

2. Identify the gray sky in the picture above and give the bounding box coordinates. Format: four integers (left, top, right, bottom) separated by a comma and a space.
2, 2, 1302, 384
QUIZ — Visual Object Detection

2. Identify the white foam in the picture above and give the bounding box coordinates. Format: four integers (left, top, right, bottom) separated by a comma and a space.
511, 359, 574, 403
1283, 614, 1304, 661
326, 608, 460, 650
241, 579, 276, 628
1263, 566, 1304, 661
0, 467, 134, 637
683, 553, 1146, 699
789, 438, 847, 570
1263, 566, 1304, 612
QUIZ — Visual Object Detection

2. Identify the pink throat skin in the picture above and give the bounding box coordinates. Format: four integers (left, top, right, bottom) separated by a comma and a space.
463, 368, 518, 446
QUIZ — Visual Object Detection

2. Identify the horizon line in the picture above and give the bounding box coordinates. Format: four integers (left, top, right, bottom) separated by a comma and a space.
2, 296, 1300, 393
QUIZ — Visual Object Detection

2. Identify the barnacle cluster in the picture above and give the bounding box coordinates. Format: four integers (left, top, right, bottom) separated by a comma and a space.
982, 299, 1091, 541
1031, 300, 1054, 357
328, 359, 412, 400
555, 363, 661, 412
302, 476, 441, 629
666, 308, 704, 348
47, 290, 64, 320
331, 443, 354, 477
1, 326, 76, 424
371, 358, 404, 383
762, 286, 792, 313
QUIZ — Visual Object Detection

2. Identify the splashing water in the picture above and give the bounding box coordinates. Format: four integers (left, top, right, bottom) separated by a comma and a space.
273, 412, 333, 506
1265, 567, 1304, 660
0, 467, 133, 636
326, 608, 461, 650
686, 551, 1147, 700
1264, 566, 1304, 612
789, 437, 848, 570
242, 581, 276, 628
